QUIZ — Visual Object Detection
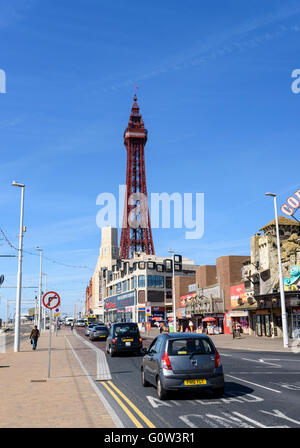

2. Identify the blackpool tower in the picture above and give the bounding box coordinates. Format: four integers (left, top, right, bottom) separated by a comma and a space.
120, 94, 155, 259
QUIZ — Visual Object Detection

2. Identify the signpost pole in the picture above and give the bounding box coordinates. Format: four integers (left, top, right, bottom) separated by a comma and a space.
48, 309, 52, 378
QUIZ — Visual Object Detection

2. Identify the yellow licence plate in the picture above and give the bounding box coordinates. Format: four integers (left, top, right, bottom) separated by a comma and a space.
184, 379, 207, 386
122, 338, 133, 342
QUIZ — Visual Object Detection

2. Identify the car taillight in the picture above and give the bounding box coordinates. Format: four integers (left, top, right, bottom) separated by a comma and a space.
139, 337, 142, 343
113, 338, 116, 345
161, 352, 172, 371
215, 350, 220, 368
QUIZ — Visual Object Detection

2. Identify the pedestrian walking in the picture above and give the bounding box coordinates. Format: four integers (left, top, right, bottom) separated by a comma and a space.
188, 319, 194, 332
29, 325, 40, 351
70, 322, 74, 331
232, 321, 236, 338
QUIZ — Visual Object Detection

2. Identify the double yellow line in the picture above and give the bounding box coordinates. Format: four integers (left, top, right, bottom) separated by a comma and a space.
102, 381, 155, 428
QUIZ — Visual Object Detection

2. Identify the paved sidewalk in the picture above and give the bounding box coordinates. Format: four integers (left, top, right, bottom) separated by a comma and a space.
140, 327, 298, 352
0, 327, 116, 428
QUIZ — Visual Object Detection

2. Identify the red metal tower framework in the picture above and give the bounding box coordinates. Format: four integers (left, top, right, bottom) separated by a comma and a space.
120, 94, 155, 259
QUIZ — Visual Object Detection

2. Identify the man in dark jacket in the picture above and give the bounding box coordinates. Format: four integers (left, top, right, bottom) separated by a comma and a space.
30, 325, 40, 350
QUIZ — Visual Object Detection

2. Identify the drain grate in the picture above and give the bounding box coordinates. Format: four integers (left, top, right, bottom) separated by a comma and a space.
31, 380, 47, 382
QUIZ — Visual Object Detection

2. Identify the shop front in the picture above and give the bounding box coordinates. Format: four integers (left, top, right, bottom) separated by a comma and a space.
179, 294, 195, 331
255, 291, 300, 338
230, 310, 250, 334
290, 307, 300, 338
256, 310, 272, 337
151, 306, 165, 322
104, 290, 136, 323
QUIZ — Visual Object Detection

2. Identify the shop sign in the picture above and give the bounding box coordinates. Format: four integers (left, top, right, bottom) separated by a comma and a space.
105, 290, 136, 310
230, 310, 249, 317
280, 190, 300, 216
152, 310, 164, 319
180, 293, 196, 308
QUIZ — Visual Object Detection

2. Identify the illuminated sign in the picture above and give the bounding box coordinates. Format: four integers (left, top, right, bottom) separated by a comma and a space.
280, 189, 300, 217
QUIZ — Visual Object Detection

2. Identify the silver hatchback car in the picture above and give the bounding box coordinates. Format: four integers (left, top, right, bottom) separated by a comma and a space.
141, 333, 224, 400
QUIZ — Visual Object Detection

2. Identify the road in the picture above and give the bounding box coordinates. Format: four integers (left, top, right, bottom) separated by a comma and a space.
69, 327, 300, 429
0, 323, 32, 352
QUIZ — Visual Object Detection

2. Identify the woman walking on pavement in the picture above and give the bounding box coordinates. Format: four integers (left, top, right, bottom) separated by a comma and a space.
29, 325, 40, 351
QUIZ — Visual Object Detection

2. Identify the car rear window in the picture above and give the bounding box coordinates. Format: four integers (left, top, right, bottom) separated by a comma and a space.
167, 338, 215, 356
94, 326, 107, 330
114, 324, 139, 336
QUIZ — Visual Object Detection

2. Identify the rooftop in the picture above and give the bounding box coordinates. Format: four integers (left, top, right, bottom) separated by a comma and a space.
260, 215, 300, 231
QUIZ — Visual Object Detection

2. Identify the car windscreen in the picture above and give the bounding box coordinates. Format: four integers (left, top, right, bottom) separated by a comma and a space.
94, 326, 107, 331
167, 338, 215, 356
114, 324, 139, 336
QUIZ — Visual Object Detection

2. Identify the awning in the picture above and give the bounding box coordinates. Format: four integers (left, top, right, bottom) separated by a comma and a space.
230, 310, 249, 317
202, 317, 216, 322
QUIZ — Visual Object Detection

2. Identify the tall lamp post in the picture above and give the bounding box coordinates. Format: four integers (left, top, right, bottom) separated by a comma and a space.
42, 273, 47, 330
36, 247, 43, 331
265, 193, 289, 348
12, 181, 25, 352
168, 249, 177, 333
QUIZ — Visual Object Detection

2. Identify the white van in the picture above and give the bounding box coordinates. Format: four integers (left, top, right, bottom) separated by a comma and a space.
65, 317, 74, 326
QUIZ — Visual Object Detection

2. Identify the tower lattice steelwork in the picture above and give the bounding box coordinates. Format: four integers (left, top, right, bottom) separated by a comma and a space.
120, 94, 155, 259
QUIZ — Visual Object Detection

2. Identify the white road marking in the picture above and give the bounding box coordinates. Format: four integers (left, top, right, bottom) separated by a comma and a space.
179, 414, 219, 428
241, 357, 281, 368
271, 382, 300, 390
232, 412, 288, 428
226, 374, 282, 393
180, 411, 289, 428
260, 409, 300, 426
146, 395, 172, 408
65, 336, 123, 428
74, 330, 111, 380
219, 353, 232, 357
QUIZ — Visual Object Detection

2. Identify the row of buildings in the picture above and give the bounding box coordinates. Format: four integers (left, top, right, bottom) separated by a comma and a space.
85, 215, 300, 339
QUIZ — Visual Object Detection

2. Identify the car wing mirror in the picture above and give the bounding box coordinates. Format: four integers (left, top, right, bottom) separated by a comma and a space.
141, 348, 148, 355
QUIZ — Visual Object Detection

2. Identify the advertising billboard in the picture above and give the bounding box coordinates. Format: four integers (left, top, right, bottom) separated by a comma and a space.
230, 284, 246, 309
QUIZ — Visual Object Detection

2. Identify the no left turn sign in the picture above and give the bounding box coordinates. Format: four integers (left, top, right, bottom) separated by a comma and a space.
42, 291, 60, 310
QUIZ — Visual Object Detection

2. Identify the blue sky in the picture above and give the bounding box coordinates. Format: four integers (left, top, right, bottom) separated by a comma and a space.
1, 0, 300, 319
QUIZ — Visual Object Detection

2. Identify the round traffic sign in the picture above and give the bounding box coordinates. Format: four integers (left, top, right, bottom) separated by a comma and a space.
42, 291, 60, 310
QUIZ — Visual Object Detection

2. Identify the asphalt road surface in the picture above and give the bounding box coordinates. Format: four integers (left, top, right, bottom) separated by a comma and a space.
72, 327, 300, 429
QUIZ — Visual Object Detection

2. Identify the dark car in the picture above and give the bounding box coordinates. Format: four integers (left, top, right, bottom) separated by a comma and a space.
89, 325, 109, 341
106, 322, 143, 357
141, 333, 224, 400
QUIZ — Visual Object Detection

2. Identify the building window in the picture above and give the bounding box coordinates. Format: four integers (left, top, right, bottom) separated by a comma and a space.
132, 276, 137, 289
123, 280, 127, 292
148, 275, 164, 288
166, 277, 172, 289
116, 282, 121, 293
138, 275, 145, 287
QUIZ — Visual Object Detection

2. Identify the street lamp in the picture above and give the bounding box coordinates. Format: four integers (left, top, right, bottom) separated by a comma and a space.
265, 192, 289, 348
11, 181, 25, 352
42, 273, 47, 330
168, 249, 177, 333
36, 247, 43, 331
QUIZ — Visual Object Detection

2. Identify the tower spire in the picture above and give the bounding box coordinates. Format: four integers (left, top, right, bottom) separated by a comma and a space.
120, 96, 155, 259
